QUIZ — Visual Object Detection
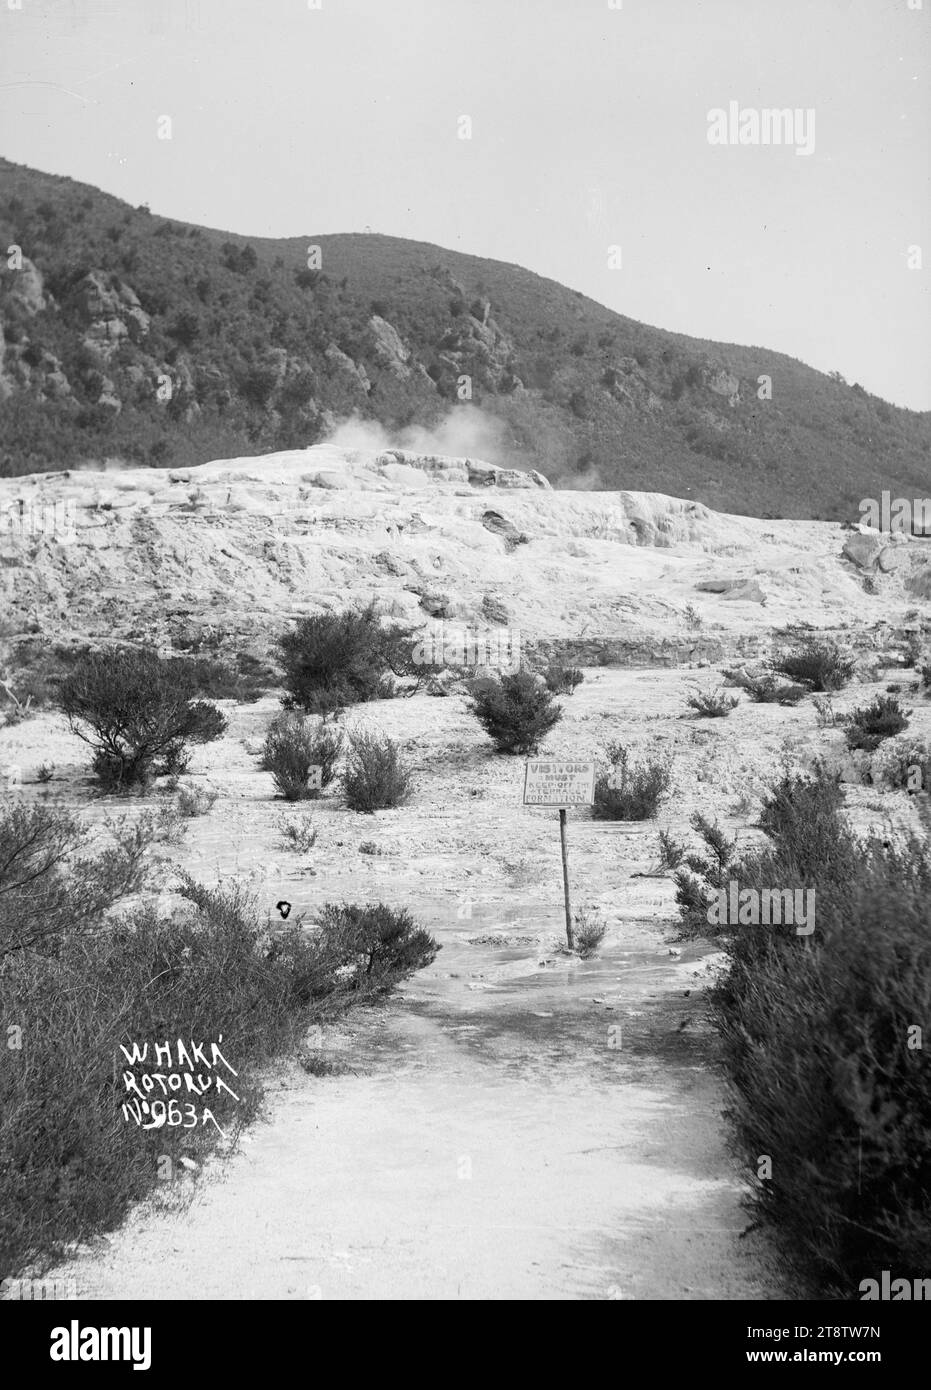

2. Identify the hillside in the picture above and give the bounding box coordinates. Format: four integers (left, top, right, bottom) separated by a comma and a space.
1, 157, 929, 518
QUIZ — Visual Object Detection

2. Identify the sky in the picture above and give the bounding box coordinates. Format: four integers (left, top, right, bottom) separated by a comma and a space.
1, 0, 929, 410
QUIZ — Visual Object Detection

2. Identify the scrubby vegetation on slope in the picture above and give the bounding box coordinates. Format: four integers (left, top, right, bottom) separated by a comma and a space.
2, 157, 929, 517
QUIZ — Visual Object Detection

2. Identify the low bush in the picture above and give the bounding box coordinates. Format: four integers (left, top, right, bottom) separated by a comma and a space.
673, 812, 738, 933
657, 828, 687, 871
166, 652, 273, 703
573, 909, 606, 958
311, 902, 439, 991
843, 694, 910, 752
871, 736, 931, 791
342, 731, 412, 812
0, 802, 151, 960
176, 785, 218, 817
0, 800, 435, 1275
467, 670, 562, 755
743, 674, 807, 705
686, 686, 739, 717
772, 637, 854, 692
277, 813, 318, 853
57, 646, 227, 791
592, 743, 672, 821
278, 604, 411, 714
812, 694, 838, 728
262, 712, 343, 801
543, 664, 584, 695
675, 766, 931, 1293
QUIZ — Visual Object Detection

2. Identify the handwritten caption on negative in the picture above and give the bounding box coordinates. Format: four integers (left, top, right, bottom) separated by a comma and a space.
119, 1036, 240, 1138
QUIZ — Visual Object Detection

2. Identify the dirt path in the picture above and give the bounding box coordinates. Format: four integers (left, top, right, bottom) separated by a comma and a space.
17, 667, 839, 1300
50, 917, 785, 1300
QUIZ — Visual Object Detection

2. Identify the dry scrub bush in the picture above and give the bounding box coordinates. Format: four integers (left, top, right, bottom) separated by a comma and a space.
467, 671, 562, 755
58, 647, 226, 791
262, 711, 342, 801
342, 731, 412, 812
0, 807, 436, 1275
676, 767, 931, 1292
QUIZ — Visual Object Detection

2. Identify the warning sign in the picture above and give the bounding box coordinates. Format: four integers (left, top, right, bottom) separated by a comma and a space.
522, 759, 596, 807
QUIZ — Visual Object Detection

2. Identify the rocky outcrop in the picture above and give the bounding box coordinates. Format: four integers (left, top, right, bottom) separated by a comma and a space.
843, 532, 885, 569
432, 299, 521, 394
368, 316, 412, 377
696, 576, 766, 603
325, 343, 371, 393
77, 272, 150, 359
377, 450, 550, 490
602, 359, 664, 414
7, 256, 48, 316
480, 509, 528, 550
704, 366, 741, 407
843, 530, 912, 575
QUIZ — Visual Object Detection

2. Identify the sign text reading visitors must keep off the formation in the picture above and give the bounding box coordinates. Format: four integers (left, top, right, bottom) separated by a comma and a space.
522, 760, 596, 807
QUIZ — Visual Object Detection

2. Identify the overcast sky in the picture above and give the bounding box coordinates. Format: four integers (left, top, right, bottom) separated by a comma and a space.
1, 0, 928, 409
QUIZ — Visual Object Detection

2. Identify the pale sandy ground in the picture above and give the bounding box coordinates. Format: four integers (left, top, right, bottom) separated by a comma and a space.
6, 664, 926, 1301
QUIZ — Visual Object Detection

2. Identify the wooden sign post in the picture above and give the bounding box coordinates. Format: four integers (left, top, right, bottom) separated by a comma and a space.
523, 760, 596, 950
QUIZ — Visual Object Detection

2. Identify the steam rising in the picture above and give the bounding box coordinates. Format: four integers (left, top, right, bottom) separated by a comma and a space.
321, 405, 509, 464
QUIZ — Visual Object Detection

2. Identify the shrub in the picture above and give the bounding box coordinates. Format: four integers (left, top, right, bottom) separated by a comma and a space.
467, 671, 562, 755
921, 662, 931, 692
176, 785, 218, 817
166, 652, 272, 703
0, 802, 151, 959
743, 674, 807, 705
686, 686, 739, 717
342, 731, 412, 812
592, 743, 671, 821
657, 828, 686, 871
843, 694, 910, 752
57, 647, 227, 791
0, 857, 435, 1276
262, 712, 343, 801
0, 680, 33, 726
311, 902, 438, 991
673, 812, 738, 933
722, 665, 755, 689
772, 638, 854, 692
871, 736, 931, 791
573, 909, 606, 958
812, 694, 838, 728
543, 664, 584, 695
278, 605, 409, 714
681, 768, 931, 1292
277, 813, 318, 852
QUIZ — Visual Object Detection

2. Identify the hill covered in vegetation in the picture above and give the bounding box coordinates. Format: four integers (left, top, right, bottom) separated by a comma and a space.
1, 157, 928, 518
